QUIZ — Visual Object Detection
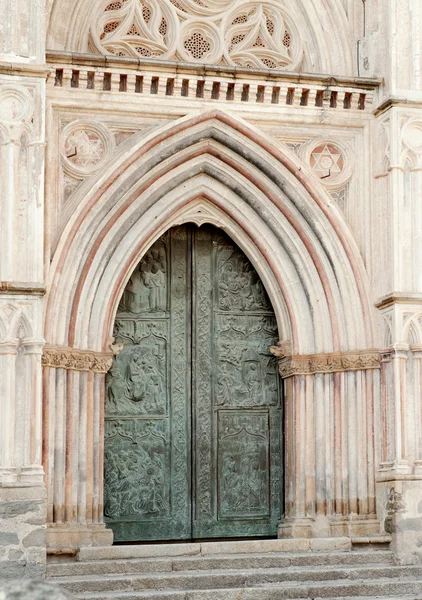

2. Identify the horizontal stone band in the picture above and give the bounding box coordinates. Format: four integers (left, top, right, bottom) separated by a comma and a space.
42, 345, 113, 373
278, 350, 381, 378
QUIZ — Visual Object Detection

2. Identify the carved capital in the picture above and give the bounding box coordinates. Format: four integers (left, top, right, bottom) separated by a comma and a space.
0, 339, 20, 355
42, 345, 113, 373
380, 344, 409, 363
269, 339, 292, 359
278, 349, 381, 378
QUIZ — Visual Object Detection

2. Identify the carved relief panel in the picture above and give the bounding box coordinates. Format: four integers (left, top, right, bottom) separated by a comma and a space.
105, 224, 282, 542
105, 230, 191, 541
192, 226, 282, 538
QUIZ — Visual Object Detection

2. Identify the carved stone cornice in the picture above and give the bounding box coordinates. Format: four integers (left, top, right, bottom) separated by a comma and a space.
42, 345, 113, 374
0, 282, 46, 296
0, 62, 51, 78
46, 51, 382, 89
277, 349, 381, 378
375, 292, 422, 310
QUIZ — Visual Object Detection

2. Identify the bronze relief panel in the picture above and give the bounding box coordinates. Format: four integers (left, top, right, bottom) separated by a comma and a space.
104, 224, 282, 542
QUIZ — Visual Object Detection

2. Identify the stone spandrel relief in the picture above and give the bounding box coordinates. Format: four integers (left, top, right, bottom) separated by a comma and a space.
218, 411, 269, 519
104, 419, 169, 520
118, 240, 167, 314
90, 0, 303, 71
60, 121, 115, 180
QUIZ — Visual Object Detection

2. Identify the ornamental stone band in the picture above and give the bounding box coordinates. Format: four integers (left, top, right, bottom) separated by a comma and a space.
42, 345, 113, 373
274, 349, 381, 378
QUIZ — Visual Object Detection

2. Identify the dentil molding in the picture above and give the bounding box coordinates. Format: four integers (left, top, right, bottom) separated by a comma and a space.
42, 345, 113, 373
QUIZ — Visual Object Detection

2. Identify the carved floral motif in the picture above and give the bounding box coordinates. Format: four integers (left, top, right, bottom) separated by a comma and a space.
60, 120, 115, 179
384, 487, 406, 534
89, 0, 303, 70
42, 346, 113, 373
104, 419, 169, 519
273, 349, 381, 378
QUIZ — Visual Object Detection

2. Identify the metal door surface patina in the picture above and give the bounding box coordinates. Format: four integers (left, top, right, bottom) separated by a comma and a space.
104, 224, 282, 542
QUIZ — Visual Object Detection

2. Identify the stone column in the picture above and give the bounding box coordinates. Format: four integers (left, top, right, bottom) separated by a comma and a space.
42, 346, 113, 552
271, 343, 381, 539
376, 300, 422, 564
361, 0, 422, 564
0, 0, 48, 579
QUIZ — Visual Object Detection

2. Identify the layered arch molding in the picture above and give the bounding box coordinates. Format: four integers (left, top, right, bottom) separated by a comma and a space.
44, 111, 381, 549
46, 0, 354, 76
46, 110, 374, 356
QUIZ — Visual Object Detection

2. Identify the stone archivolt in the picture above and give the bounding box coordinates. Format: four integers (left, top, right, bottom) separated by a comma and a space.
273, 349, 381, 378
42, 345, 113, 373
89, 0, 303, 70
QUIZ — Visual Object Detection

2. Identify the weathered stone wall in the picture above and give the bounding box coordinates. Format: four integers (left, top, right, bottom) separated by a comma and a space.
0, 487, 46, 580
0, 0, 47, 580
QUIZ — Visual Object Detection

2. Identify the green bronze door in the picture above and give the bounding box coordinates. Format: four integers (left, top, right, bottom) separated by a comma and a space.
104, 224, 282, 542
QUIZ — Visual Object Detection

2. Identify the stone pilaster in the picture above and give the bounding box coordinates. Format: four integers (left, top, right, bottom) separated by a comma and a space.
0, 0, 47, 578
42, 346, 114, 552
361, 0, 422, 563
271, 343, 382, 540
376, 298, 422, 563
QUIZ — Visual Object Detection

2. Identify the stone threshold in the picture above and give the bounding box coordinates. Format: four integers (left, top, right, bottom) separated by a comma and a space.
76, 536, 391, 562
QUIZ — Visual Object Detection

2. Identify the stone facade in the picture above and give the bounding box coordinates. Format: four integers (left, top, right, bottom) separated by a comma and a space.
2, 0, 422, 578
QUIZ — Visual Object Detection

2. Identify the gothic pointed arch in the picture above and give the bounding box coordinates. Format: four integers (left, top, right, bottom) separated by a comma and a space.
43, 110, 382, 548
46, 110, 375, 357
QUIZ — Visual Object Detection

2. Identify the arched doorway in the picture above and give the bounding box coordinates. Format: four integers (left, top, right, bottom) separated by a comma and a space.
104, 223, 283, 542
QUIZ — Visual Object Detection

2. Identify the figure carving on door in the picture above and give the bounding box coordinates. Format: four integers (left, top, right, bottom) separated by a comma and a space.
127, 350, 164, 410
105, 225, 281, 542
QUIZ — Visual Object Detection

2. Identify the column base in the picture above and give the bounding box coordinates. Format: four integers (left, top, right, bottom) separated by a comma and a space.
378, 460, 413, 478
20, 465, 45, 484
377, 479, 422, 564
329, 515, 381, 537
278, 517, 314, 538
279, 515, 381, 539
0, 467, 18, 484
46, 524, 114, 554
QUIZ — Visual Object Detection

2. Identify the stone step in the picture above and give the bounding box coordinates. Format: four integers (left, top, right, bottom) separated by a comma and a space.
51, 565, 422, 595
47, 550, 395, 578
75, 538, 362, 562
61, 578, 422, 600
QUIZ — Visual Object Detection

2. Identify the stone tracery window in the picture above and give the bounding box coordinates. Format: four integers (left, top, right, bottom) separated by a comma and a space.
89, 0, 303, 70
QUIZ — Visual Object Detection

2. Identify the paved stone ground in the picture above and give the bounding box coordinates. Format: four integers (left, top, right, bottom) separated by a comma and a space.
0, 580, 75, 599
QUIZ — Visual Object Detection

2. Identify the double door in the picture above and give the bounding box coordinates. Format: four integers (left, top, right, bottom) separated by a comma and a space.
104, 224, 282, 542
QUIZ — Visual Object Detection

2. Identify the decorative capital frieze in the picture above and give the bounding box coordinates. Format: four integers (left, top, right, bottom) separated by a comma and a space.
278, 349, 381, 378
21, 339, 45, 355
42, 345, 113, 373
380, 344, 409, 363
0, 339, 20, 355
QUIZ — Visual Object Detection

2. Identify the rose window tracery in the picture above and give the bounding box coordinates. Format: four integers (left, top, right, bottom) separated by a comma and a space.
90, 0, 303, 70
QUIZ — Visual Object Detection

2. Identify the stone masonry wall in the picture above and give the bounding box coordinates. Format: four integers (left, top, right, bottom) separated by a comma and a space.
0, 487, 46, 580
